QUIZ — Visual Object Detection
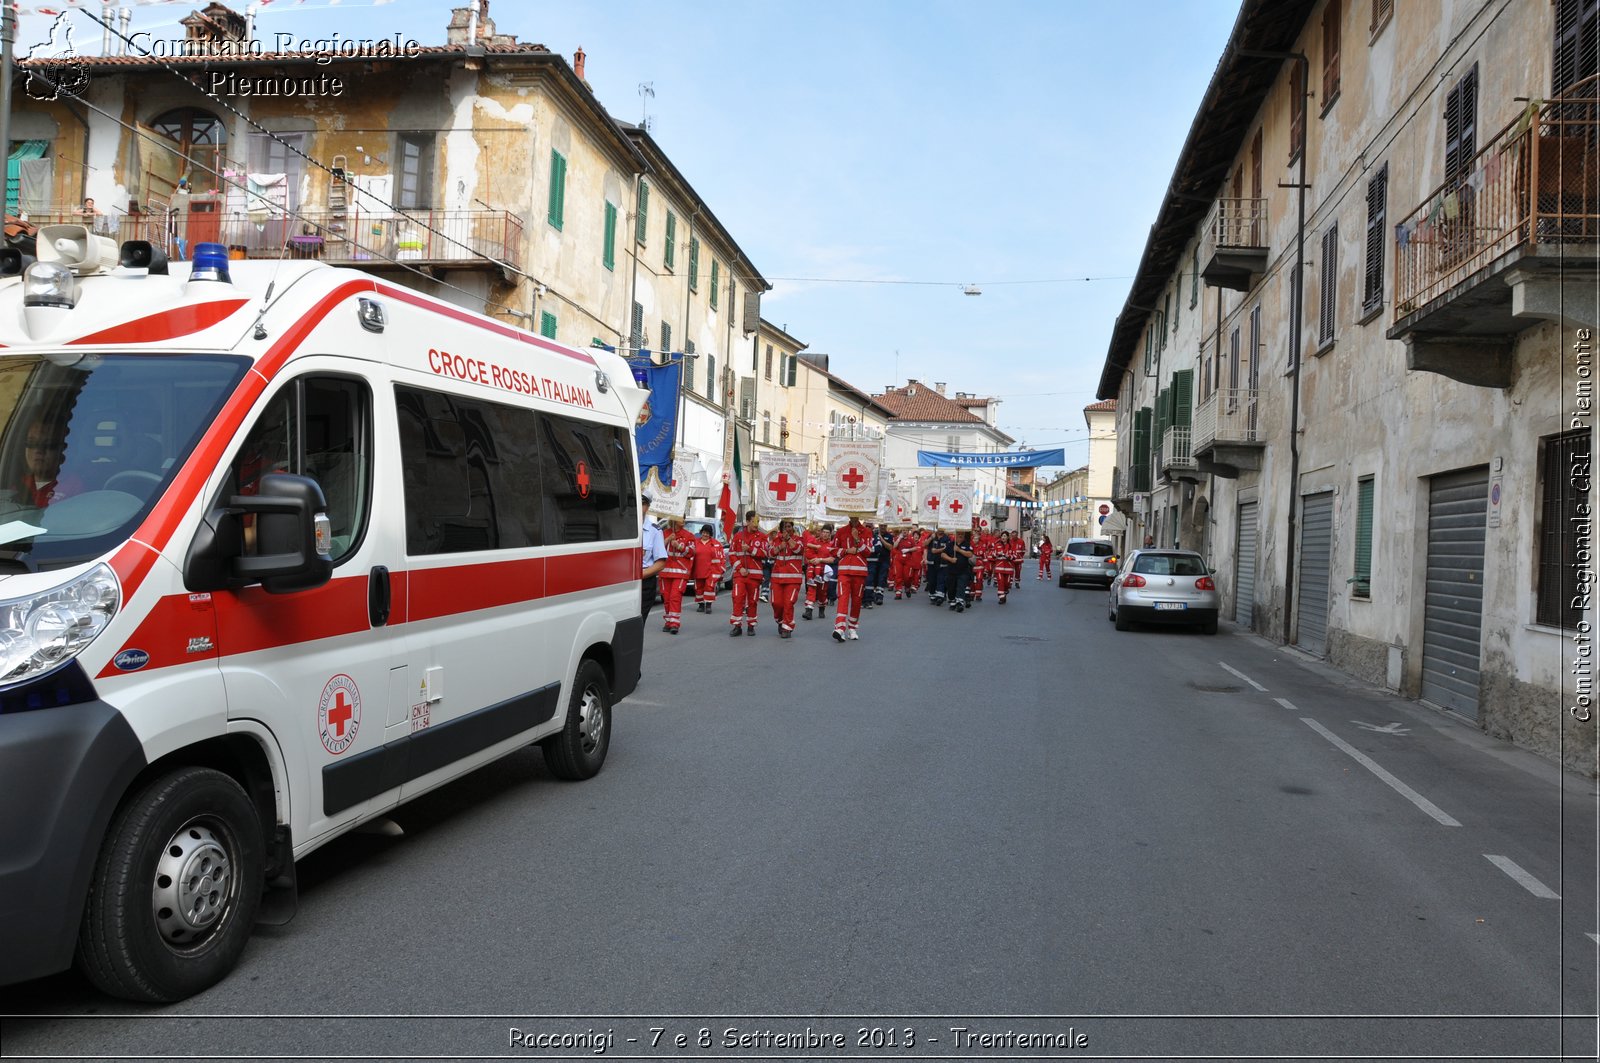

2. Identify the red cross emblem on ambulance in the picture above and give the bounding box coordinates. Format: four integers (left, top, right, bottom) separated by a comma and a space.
319, 674, 362, 756
576, 461, 591, 498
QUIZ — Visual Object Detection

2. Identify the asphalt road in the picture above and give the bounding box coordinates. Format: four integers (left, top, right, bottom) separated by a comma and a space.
4, 572, 1597, 1061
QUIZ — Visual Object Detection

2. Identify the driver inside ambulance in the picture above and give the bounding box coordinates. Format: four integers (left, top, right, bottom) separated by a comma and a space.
18, 418, 81, 507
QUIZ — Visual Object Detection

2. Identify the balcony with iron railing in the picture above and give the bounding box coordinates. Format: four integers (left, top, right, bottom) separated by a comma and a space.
1390, 77, 1599, 387
1192, 387, 1264, 478
1199, 196, 1270, 291
24, 208, 525, 278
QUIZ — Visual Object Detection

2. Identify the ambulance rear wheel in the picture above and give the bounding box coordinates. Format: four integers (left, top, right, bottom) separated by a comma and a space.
77, 767, 264, 1003
542, 660, 611, 780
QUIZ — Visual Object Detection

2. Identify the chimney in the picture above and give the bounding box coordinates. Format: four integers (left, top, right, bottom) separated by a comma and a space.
574, 46, 586, 81
934, 382, 946, 395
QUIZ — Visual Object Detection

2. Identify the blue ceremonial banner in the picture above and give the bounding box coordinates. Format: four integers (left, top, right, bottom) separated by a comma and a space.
632, 359, 681, 484
917, 448, 1066, 468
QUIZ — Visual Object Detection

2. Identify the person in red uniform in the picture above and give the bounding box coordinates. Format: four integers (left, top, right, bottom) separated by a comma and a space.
831, 514, 872, 642
767, 518, 806, 638
891, 524, 919, 599
802, 521, 834, 621
993, 529, 1018, 604
970, 525, 990, 603
1037, 534, 1054, 580
727, 510, 769, 636
657, 519, 695, 634
691, 525, 725, 613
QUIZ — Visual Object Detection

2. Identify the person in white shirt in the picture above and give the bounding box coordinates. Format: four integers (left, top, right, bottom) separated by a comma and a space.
639, 493, 668, 619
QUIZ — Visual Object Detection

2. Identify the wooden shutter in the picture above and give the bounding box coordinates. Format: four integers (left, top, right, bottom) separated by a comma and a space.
1362, 164, 1388, 313
1445, 65, 1478, 186
1155, 387, 1170, 447
1229, 327, 1241, 390
1554, 0, 1600, 97
785, 354, 798, 387
1131, 407, 1152, 490
689, 239, 700, 291
1370, 0, 1393, 34
636, 181, 649, 244
1353, 477, 1374, 596
1319, 224, 1338, 344
1190, 247, 1199, 307
547, 150, 566, 230
710, 260, 719, 309
1290, 63, 1306, 160
660, 321, 671, 353
1323, 0, 1342, 103
539, 311, 557, 339
1172, 369, 1194, 428
629, 302, 643, 351
603, 201, 617, 271
1250, 128, 1263, 200
665, 211, 677, 269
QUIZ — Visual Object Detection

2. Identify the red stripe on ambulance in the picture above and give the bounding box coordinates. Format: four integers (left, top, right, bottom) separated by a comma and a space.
68, 300, 250, 345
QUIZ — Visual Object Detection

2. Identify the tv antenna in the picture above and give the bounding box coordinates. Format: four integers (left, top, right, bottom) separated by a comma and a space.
638, 82, 655, 131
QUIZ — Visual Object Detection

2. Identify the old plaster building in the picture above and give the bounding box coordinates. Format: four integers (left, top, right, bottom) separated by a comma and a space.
872, 380, 1014, 523
1099, 0, 1598, 770
14, 1, 768, 510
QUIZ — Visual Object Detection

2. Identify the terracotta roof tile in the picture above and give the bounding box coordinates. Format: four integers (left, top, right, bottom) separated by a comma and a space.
1083, 399, 1119, 412
872, 380, 985, 424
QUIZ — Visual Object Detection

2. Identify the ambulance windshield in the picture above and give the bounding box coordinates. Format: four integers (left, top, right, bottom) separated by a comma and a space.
0, 353, 249, 572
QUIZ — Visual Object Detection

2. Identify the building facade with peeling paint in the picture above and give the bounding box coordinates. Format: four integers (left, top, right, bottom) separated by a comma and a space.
1099, 0, 1597, 772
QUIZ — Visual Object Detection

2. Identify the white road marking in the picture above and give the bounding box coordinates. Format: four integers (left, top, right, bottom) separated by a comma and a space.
1300, 718, 1462, 827
1353, 721, 1411, 735
1587, 932, 1599, 945
1484, 855, 1561, 899
1274, 697, 1299, 711
1220, 662, 1267, 691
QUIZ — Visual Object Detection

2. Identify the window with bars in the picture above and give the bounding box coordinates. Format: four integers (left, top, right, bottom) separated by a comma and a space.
664, 211, 677, 270
1322, 0, 1342, 108
602, 201, 617, 272
1362, 163, 1388, 316
539, 311, 557, 340
1538, 429, 1591, 628
547, 150, 566, 230
1318, 224, 1338, 347
635, 180, 649, 245
1352, 476, 1373, 597
1289, 62, 1306, 162
688, 238, 700, 292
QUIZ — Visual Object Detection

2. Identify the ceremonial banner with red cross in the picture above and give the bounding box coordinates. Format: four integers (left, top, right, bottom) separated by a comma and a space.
826, 438, 882, 515
643, 458, 689, 518
941, 477, 975, 526
914, 476, 944, 529
756, 452, 810, 519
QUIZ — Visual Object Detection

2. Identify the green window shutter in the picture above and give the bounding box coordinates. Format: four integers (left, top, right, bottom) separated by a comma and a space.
539, 311, 557, 339
1353, 477, 1374, 595
689, 239, 700, 292
665, 211, 677, 269
603, 201, 617, 271
1132, 407, 1152, 491
547, 150, 566, 230
1172, 369, 1194, 428
710, 260, 720, 309
636, 181, 649, 244
1155, 388, 1170, 443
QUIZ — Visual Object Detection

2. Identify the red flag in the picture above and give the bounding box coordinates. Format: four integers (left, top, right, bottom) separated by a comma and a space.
719, 481, 734, 539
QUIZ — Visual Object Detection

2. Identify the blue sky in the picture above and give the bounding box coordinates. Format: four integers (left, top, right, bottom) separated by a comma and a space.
21, 0, 1237, 470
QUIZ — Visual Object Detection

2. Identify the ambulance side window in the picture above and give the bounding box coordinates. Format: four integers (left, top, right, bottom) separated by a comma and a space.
230, 375, 372, 564
395, 384, 544, 555
538, 414, 637, 544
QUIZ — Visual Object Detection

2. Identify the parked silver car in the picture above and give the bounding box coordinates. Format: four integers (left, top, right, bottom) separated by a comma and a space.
1058, 537, 1119, 587
1108, 549, 1219, 634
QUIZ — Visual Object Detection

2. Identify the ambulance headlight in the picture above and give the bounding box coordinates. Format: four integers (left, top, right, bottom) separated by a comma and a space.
22, 261, 77, 308
0, 564, 120, 683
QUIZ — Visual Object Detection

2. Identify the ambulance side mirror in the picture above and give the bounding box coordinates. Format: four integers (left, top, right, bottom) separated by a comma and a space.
185, 473, 334, 595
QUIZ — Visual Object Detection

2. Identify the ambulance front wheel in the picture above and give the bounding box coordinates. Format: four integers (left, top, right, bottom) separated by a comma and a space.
76, 767, 264, 1003
542, 659, 611, 780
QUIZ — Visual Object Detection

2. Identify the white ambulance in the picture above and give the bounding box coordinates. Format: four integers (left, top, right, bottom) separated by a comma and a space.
0, 230, 648, 1002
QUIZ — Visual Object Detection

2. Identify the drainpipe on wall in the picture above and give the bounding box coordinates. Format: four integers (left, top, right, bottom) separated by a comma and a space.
1240, 48, 1310, 647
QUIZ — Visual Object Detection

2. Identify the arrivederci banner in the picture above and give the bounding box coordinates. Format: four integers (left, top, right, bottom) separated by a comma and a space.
756, 452, 810, 519
826, 438, 882, 515
916, 448, 1066, 468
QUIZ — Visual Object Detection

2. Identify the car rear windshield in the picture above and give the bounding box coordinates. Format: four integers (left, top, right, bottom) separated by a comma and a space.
1133, 554, 1208, 576
1068, 542, 1114, 557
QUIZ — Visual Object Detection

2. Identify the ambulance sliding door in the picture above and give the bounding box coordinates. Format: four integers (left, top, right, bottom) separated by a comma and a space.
211, 365, 413, 846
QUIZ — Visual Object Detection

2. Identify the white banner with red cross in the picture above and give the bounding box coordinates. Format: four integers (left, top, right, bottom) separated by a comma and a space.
941, 477, 976, 526
826, 438, 882, 515
644, 458, 689, 518
915, 476, 944, 529
805, 476, 828, 522
756, 452, 810, 519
